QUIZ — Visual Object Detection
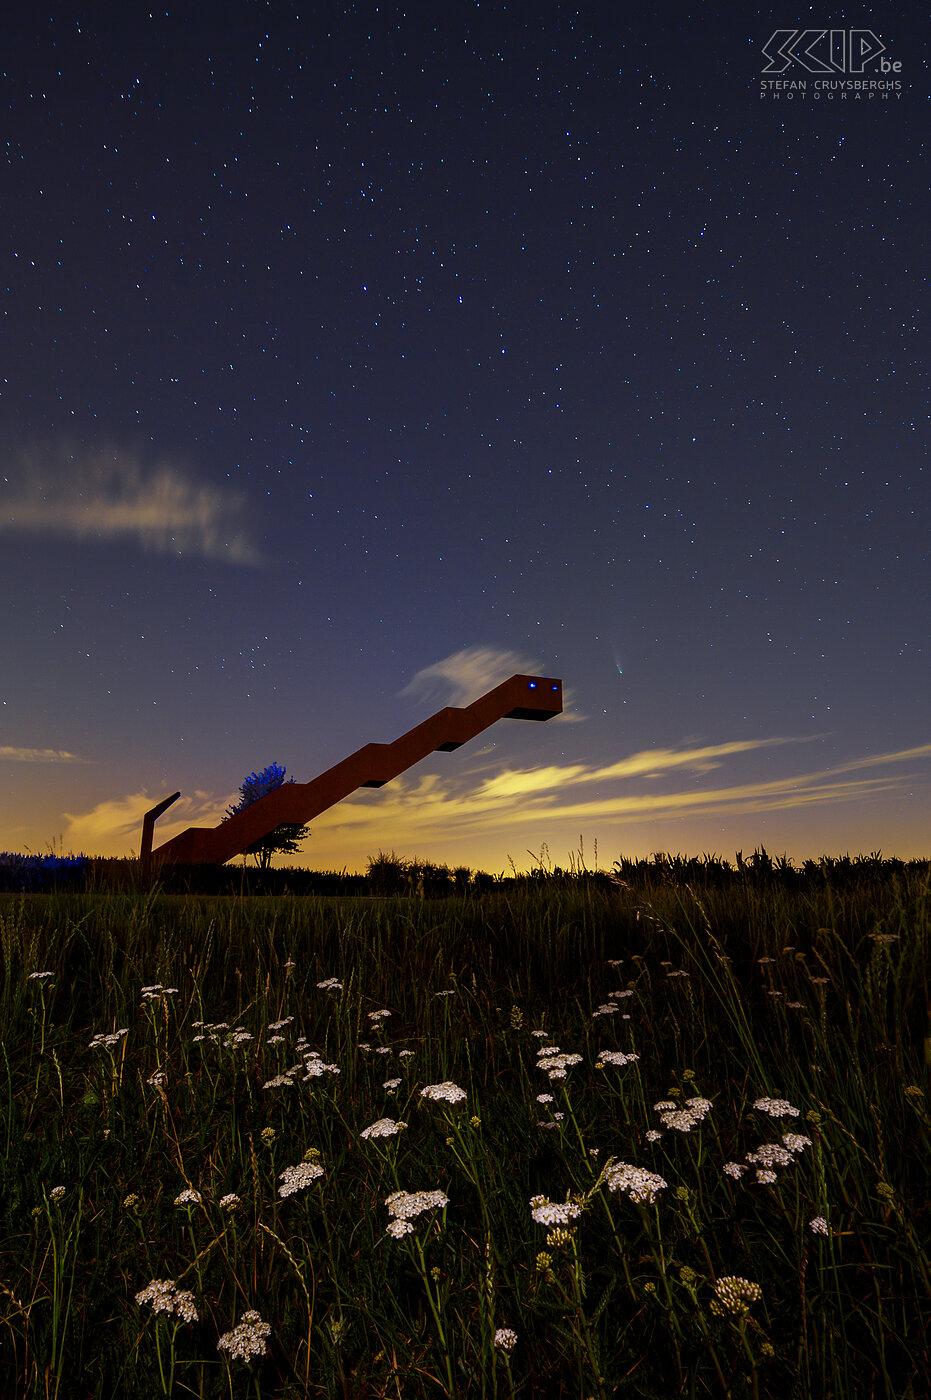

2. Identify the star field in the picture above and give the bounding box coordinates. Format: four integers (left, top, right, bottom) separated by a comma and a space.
1, 2, 927, 867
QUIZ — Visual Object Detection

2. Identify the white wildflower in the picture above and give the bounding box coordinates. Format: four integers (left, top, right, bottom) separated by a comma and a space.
136, 1278, 198, 1323
386, 1217, 414, 1237
174, 1189, 202, 1206
383, 1077, 402, 1091
219, 1193, 241, 1210
603, 1162, 668, 1206
596, 1050, 640, 1067
302, 1054, 340, 1078
360, 1117, 407, 1140
782, 1133, 813, 1153
529, 1195, 581, 1227
809, 1216, 829, 1235
746, 1144, 794, 1168
384, 1189, 449, 1235
317, 978, 342, 990
28, 971, 54, 980
278, 1162, 324, 1198
218, 1310, 271, 1362
89, 1028, 128, 1049
756, 1169, 778, 1184
536, 1052, 582, 1080
420, 1081, 467, 1104
722, 1162, 746, 1179
494, 1327, 518, 1351
753, 1097, 800, 1118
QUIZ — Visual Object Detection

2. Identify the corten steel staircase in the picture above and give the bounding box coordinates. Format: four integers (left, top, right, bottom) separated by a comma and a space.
142, 673, 562, 870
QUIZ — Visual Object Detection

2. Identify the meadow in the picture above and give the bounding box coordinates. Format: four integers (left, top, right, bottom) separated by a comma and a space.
0, 855, 928, 1397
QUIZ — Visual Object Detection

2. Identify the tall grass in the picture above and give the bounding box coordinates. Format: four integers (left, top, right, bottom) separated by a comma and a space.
0, 864, 928, 1397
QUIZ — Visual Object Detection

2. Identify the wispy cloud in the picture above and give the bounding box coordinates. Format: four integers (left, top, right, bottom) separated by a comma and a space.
0, 746, 86, 763
62, 789, 231, 855
60, 740, 931, 865
1, 442, 262, 563
307, 739, 931, 846
401, 645, 582, 718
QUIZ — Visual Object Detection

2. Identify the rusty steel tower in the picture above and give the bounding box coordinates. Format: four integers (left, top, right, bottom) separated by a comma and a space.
141, 673, 562, 870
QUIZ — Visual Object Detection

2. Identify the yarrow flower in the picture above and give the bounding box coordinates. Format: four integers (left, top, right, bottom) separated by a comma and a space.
596, 1050, 640, 1068
360, 1117, 407, 1139
754, 1097, 800, 1118
722, 1162, 746, 1179
317, 978, 342, 990
301, 1051, 340, 1079
494, 1327, 518, 1352
28, 971, 54, 980
135, 1278, 198, 1323
809, 1216, 829, 1236
278, 1162, 324, 1197
218, 1310, 271, 1362
536, 1051, 583, 1080
592, 1002, 618, 1018
420, 1081, 467, 1104
384, 1189, 449, 1238
655, 1096, 712, 1133
49, 1186, 66, 1201
529, 1195, 582, 1227
219, 1193, 241, 1210
782, 1133, 813, 1154
89, 1028, 128, 1049
174, 1189, 202, 1206
712, 1276, 762, 1315
746, 1143, 794, 1168
604, 1162, 668, 1206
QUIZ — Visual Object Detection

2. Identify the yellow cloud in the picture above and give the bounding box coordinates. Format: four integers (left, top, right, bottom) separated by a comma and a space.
58, 738, 930, 866
0, 747, 86, 763
62, 789, 230, 856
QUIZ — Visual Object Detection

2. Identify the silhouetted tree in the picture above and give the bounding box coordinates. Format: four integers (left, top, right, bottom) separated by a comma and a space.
224, 762, 310, 869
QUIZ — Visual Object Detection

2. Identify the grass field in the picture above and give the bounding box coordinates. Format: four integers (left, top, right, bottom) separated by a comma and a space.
1, 858, 928, 1397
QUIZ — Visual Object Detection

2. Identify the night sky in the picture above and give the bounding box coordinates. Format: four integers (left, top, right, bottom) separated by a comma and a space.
2, 3, 927, 871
